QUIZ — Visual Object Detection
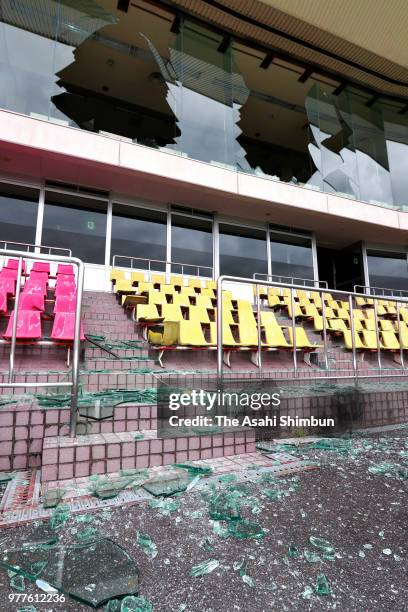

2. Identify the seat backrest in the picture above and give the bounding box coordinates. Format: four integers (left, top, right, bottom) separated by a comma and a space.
160, 284, 176, 295
379, 320, 394, 331
188, 306, 210, 323
170, 275, 183, 286
209, 321, 236, 345
343, 330, 364, 349
329, 318, 347, 332
263, 321, 289, 347
114, 279, 133, 293
287, 327, 313, 348
180, 286, 196, 296
172, 294, 191, 307
148, 291, 167, 305
57, 264, 74, 276
260, 311, 278, 326
32, 262, 50, 274
131, 271, 145, 284
179, 320, 208, 346
362, 330, 379, 349
136, 303, 159, 320
110, 268, 125, 282
151, 274, 165, 286
381, 331, 400, 349
54, 295, 76, 313
19, 293, 44, 311
161, 304, 184, 322
238, 322, 258, 345
195, 295, 213, 309
363, 319, 376, 331
7, 258, 25, 271
205, 280, 216, 290
188, 278, 202, 289
238, 307, 257, 327
201, 288, 215, 298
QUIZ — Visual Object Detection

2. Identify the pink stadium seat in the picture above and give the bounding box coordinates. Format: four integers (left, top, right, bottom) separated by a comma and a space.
23, 279, 47, 296
6, 258, 25, 271
4, 310, 42, 339
51, 313, 85, 341
0, 268, 18, 281
0, 291, 7, 314
57, 264, 74, 276
54, 296, 76, 313
19, 293, 45, 311
55, 284, 76, 298
0, 277, 15, 295
29, 271, 49, 282
32, 262, 50, 274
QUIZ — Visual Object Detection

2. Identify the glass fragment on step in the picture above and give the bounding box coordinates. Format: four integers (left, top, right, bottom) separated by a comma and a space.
143, 468, 193, 497
189, 559, 220, 577
136, 532, 157, 559
315, 573, 330, 596
0, 538, 139, 608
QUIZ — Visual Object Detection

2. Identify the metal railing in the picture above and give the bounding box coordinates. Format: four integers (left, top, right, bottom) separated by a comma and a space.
0, 240, 71, 257
254, 272, 328, 288
216, 275, 408, 381
0, 249, 84, 437
354, 284, 408, 298
112, 255, 213, 280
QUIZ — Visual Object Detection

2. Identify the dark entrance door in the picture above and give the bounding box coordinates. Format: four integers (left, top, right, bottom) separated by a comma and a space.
317, 243, 365, 292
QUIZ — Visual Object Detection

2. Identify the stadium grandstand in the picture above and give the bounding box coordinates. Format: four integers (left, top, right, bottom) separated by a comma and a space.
0, 0, 407, 505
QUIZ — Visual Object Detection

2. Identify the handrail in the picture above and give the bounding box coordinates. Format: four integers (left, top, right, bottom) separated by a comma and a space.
112, 255, 214, 279
354, 284, 408, 298
0, 249, 84, 437
216, 275, 408, 381
0, 240, 71, 257
253, 272, 328, 288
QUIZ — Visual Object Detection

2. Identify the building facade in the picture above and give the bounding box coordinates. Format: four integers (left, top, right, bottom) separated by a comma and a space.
0, 0, 407, 292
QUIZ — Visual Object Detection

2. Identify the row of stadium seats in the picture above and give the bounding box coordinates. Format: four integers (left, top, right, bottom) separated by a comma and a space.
0, 259, 84, 343
111, 268, 216, 295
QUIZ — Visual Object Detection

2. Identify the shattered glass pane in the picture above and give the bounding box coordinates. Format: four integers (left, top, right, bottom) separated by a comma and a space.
174, 463, 213, 476
143, 469, 193, 497
315, 573, 330, 596
136, 532, 157, 559
189, 559, 220, 577
120, 595, 153, 611
0, 538, 139, 608
227, 519, 264, 539
208, 492, 241, 521
49, 505, 71, 530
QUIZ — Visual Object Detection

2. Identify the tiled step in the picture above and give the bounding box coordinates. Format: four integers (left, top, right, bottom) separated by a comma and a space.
84, 346, 146, 359
80, 371, 159, 392
83, 312, 131, 322
81, 404, 158, 435
85, 357, 153, 371
41, 429, 256, 481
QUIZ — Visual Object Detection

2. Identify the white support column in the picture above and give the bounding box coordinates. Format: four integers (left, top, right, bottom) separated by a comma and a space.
213, 216, 219, 279
105, 198, 113, 290
362, 241, 370, 292
34, 184, 45, 252
266, 228, 272, 277
312, 232, 319, 283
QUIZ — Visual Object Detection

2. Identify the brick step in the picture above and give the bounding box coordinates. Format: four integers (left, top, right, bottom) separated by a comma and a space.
80, 404, 158, 434
41, 428, 256, 481
84, 346, 146, 359
85, 320, 135, 330
83, 310, 130, 323
80, 371, 159, 392
85, 357, 152, 370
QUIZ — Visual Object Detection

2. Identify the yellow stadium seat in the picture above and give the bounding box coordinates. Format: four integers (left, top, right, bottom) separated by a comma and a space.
385, 304, 397, 316
328, 319, 348, 332
151, 274, 165, 286
324, 307, 336, 319
363, 319, 376, 331
205, 280, 216, 290
254, 285, 268, 299
180, 286, 196, 296
381, 331, 400, 350
302, 303, 320, 318
287, 327, 319, 349
188, 306, 210, 323
195, 295, 213, 309
215, 309, 235, 325
260, 311, 278, 326
238, 323, 259, 345
343, 330, 365, 349
352, 310, 365, 321
353, 318, 364, 332
160, 284, 176, 295
287, 301, 303, 319
136, 304, 160, 321
148, 329, 163, 344
161, 304, 184, 322
210, 322, 237, 347
334, 308, 349, 321
172, 294, 191, 307
313, 315, 323, 332
115, 279, 135, 293
170, 275, 183, 286
399, 322, 408, 348
262, 321, 291, 348
138, 282, 155, 293
201, 288, 215, 298
400, 308, 408, 324
361, 330, 379, 349
379, 320, 395, 331
148, 291, 167, 305
188, 278, 202, 289
237, 304, 256, 327
268, 294, 281, 308
130, 271, 146, 284
283, 288, 297, 298
110, 269, 125, 283
297, 290, 309, 300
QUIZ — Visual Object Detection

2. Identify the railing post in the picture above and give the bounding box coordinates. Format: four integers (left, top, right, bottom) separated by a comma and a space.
373, 297, 381, 373
348, 294, 357, 378
8, 256, 23, 383
396, 302, 405, 369
69, 259, 85, 437
321, 292, 329, 370
256, 283, 262, 376
290, 287, 297, 375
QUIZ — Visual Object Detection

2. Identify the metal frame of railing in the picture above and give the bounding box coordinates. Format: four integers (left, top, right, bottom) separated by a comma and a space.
112, 255, 214, 280
354, 284, 408, 298
0, 249, 84, 437
254, 273, 328, 289
0, 240, 71, 257
216, 275, 408, 381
